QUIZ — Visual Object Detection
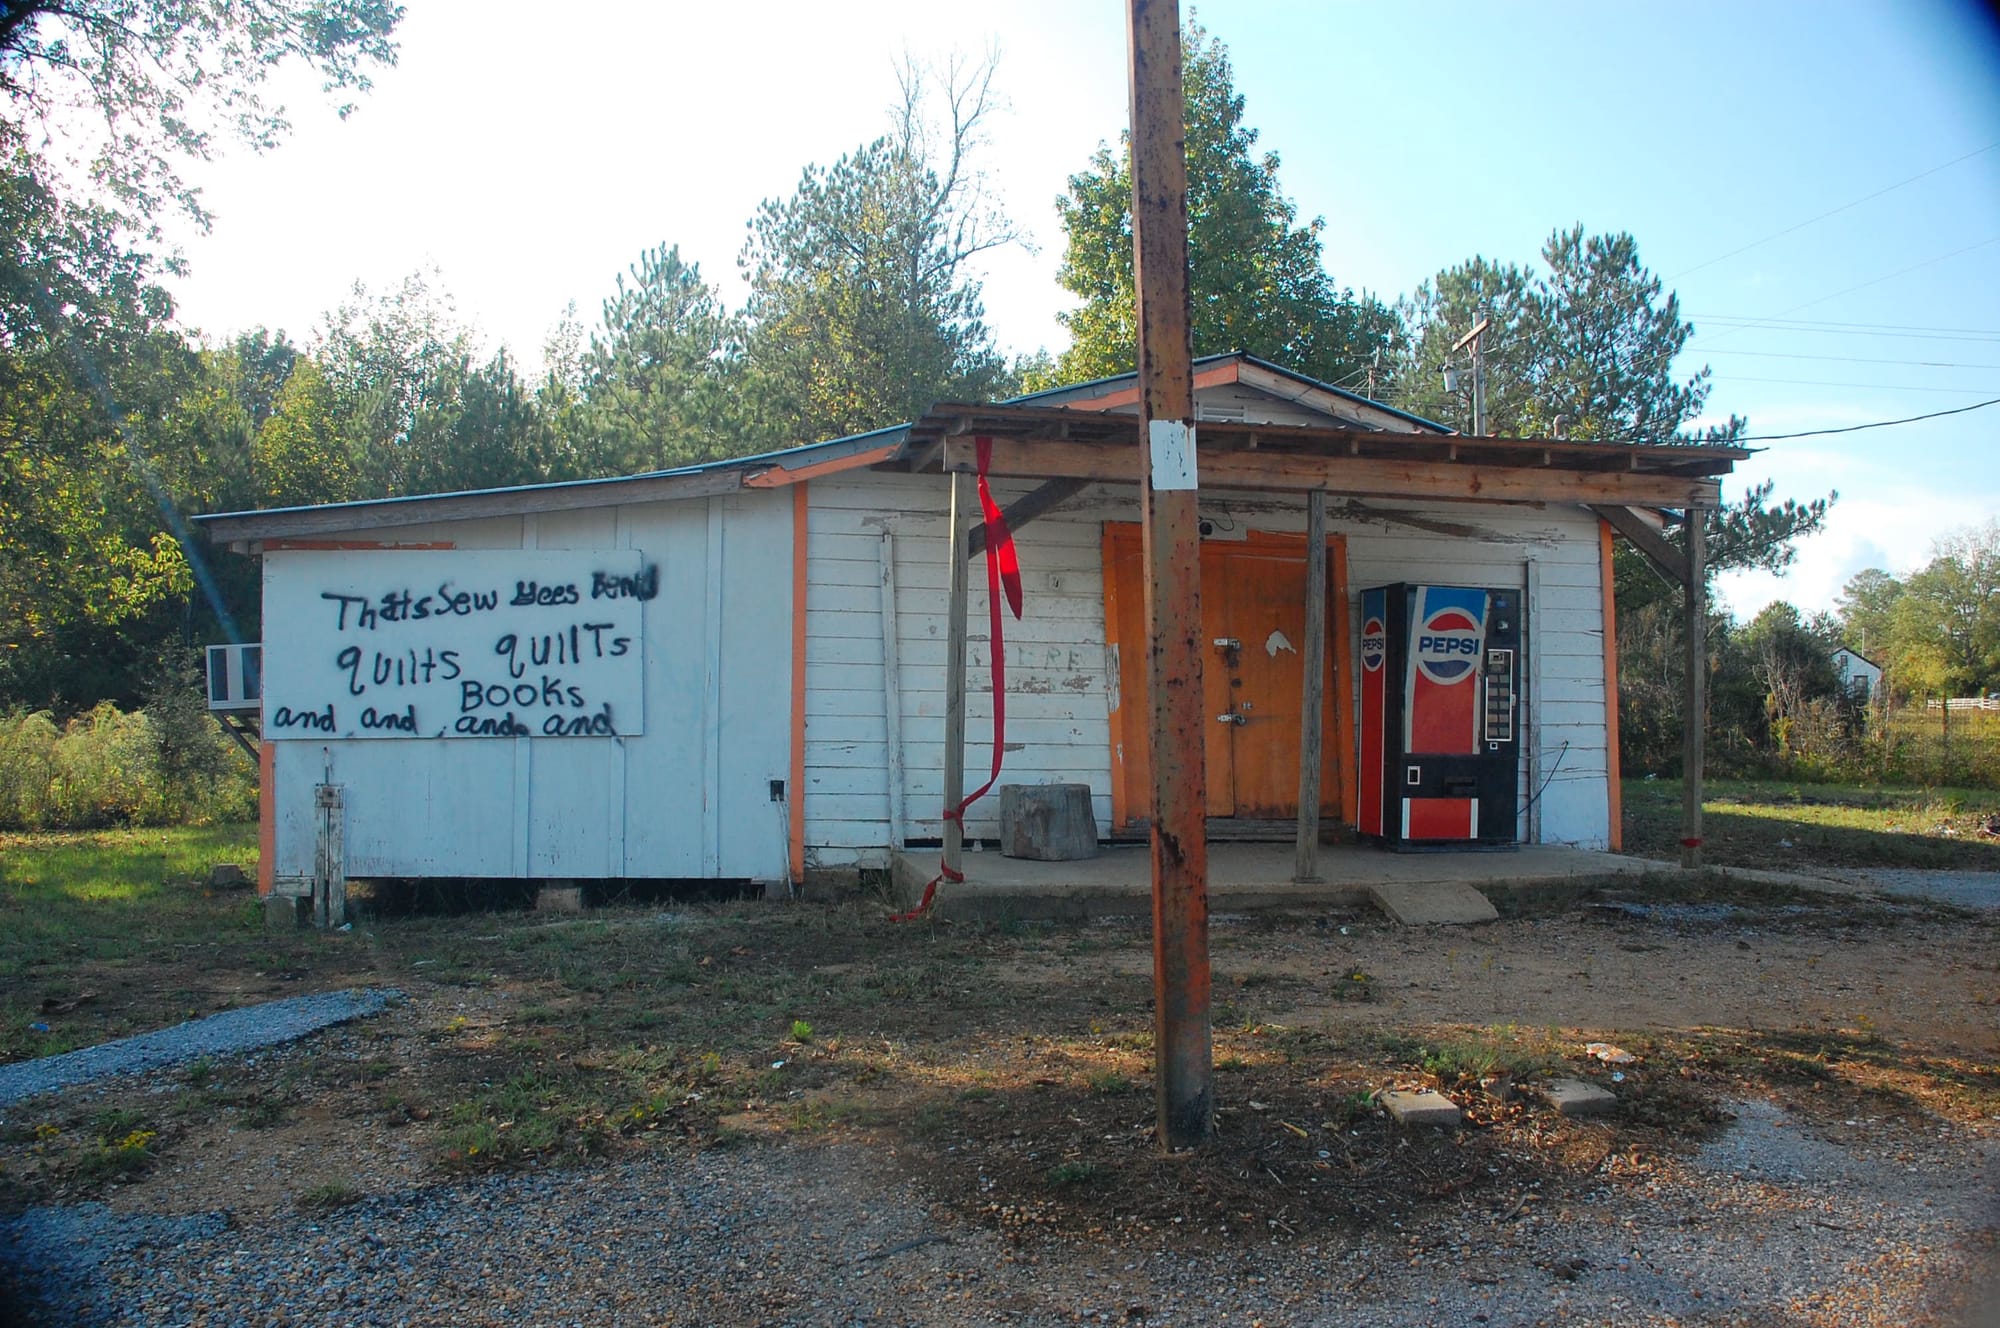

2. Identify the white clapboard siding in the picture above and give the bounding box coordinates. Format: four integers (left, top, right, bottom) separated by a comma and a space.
268, 492, 794, 885
804, 475, 1115, 862
802, 474, 1617, 864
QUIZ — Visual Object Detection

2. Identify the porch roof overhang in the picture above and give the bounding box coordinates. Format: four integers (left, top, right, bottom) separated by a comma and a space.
884, 402, 1749, 510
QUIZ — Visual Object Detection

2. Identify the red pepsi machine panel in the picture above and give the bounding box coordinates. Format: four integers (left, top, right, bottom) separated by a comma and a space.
1358, 584, 1522, 848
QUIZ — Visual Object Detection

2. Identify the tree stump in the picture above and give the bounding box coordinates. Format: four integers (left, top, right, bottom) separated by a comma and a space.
999, 784, 1099, 861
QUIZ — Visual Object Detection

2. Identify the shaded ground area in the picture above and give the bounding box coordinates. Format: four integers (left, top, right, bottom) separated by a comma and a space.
1622, 778, 2000, 872
0, 862, 1996, 1324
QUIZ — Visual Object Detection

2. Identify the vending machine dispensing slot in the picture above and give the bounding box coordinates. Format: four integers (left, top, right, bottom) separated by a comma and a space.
1357, 584, 1524, 849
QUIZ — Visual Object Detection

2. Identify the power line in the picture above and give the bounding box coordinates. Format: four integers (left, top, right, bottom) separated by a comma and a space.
1706, 348, 2000, 370
1668, 140, 2000, 281
1692, 314, 2000, 337
1690, 234, 2000, 348
1717, 373, 2000, 394
1731, 395, 2000, 441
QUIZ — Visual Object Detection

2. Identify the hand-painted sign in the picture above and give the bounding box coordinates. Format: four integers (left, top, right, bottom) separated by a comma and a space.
261, 550, 649, 739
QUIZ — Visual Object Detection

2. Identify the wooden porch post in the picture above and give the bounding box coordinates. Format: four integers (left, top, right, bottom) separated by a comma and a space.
1681, 508, 1706, 870
942, 473, 970, 884
1293, 489, 1328, 882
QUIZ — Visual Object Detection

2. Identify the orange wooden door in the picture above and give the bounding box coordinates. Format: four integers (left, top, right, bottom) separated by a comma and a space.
1103, 526, 1350, 828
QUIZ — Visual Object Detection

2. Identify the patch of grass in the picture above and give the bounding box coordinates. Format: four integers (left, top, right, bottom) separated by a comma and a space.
1046, 1160, 1100, 1187
1623, 777, 2000, 871
1381, 1026, 1556, 1090
438, 1066, 619, 1171
1086, 1070, 1132, 1095
0, 825, 261, 977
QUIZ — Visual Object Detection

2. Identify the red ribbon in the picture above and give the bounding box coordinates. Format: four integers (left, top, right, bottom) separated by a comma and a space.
891, 437, 1022, 922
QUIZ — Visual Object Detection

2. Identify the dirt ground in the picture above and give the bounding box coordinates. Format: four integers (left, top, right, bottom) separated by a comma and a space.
2, 876, 1998, 1324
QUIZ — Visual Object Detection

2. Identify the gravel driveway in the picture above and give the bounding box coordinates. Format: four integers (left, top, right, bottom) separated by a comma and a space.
1820, 867, 2000, 912
3, 1097, 1994, 1327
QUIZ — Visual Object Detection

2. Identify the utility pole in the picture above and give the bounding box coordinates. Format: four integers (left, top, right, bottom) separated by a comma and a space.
1127, 0, 1212, 1150
1450, 314, 1491, 436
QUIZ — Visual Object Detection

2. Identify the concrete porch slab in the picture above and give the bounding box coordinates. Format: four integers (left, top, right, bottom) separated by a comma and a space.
889, 841, 1674, 924
1368, 879, 1499, 926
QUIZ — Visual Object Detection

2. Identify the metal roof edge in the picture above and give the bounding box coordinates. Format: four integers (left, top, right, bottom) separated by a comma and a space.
193, 425, 909, 528
1000, 351, 1455, 434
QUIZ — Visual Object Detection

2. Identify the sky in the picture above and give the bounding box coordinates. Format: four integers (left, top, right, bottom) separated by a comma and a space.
162, 0, 2000, 623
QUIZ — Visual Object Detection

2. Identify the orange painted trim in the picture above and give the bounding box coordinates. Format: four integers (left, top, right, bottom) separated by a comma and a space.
1331, 534, 1358, 827
789, 483, 810, 884
744, 443, 899, 488
261, 539, 454, 551
257, 740, 276, 896
1068, 362, 1242, 412
1599, 520, 1624, 852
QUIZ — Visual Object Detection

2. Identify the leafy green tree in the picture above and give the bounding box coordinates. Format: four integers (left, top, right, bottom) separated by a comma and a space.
1885, 521, 2000, 700
1049, 20, 1396, 388
580, 244, 742, 471
1398, 226, 1829, 604
0, 0, 400, 709
2, 0, 402, 242
1835, 568, 1902, 661
739, 52, 1015, 446
1736, 601, 1842, 733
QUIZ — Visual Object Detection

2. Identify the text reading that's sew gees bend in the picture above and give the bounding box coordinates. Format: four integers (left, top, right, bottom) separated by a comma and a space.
259, 550, 653, 740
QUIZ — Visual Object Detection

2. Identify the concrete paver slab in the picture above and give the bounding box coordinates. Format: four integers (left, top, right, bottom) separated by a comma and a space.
1531, 1078, 1619, 1117
1367, 879, 1499, 925
1378, 1089, 1462, 1128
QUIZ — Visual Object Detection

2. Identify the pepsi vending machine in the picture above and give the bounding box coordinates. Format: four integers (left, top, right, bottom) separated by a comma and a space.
1358, 584, 1522, 848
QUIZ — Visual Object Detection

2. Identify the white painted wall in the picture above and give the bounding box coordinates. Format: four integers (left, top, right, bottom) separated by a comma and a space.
266, 492, 794, 888
263, 469, 1617, 884
802, 477, 1616, 868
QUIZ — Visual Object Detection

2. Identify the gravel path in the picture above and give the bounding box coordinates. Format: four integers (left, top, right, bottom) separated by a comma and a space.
1821, 867, 2000, 912
2, 1099, 1992, 1327
0, 989, 400, 1110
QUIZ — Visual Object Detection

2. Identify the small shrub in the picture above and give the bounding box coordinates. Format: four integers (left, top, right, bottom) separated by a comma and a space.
0, 699, 255, 832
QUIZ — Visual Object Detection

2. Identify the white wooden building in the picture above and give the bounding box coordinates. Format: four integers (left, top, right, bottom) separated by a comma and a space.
198, 355, 1743, 896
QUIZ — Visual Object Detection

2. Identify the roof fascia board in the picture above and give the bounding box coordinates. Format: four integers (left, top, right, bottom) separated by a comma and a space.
202, 467, 745, 544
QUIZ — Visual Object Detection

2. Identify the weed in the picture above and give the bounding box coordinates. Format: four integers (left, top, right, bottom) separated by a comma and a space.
1333, 970, 1375, 1002
240, 1097, 288, 1129
790, 1019, 814, 1042
297, 1181, 363, 1212
1086, 1070, 1132, 1096
182, 1059, 214, 1088
1046, 1160, 1099, 1187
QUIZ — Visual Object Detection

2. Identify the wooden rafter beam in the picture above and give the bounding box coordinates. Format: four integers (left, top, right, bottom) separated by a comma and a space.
967, 478, 1092, 556
1591, 504, 1691, 587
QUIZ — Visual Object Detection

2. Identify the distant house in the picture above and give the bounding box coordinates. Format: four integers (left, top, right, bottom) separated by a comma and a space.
1832, 646, 1882, 702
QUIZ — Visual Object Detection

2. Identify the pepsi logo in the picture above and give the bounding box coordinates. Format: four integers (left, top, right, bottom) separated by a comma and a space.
1360, 617, 1386, 673
1415, 608, 1482, 684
